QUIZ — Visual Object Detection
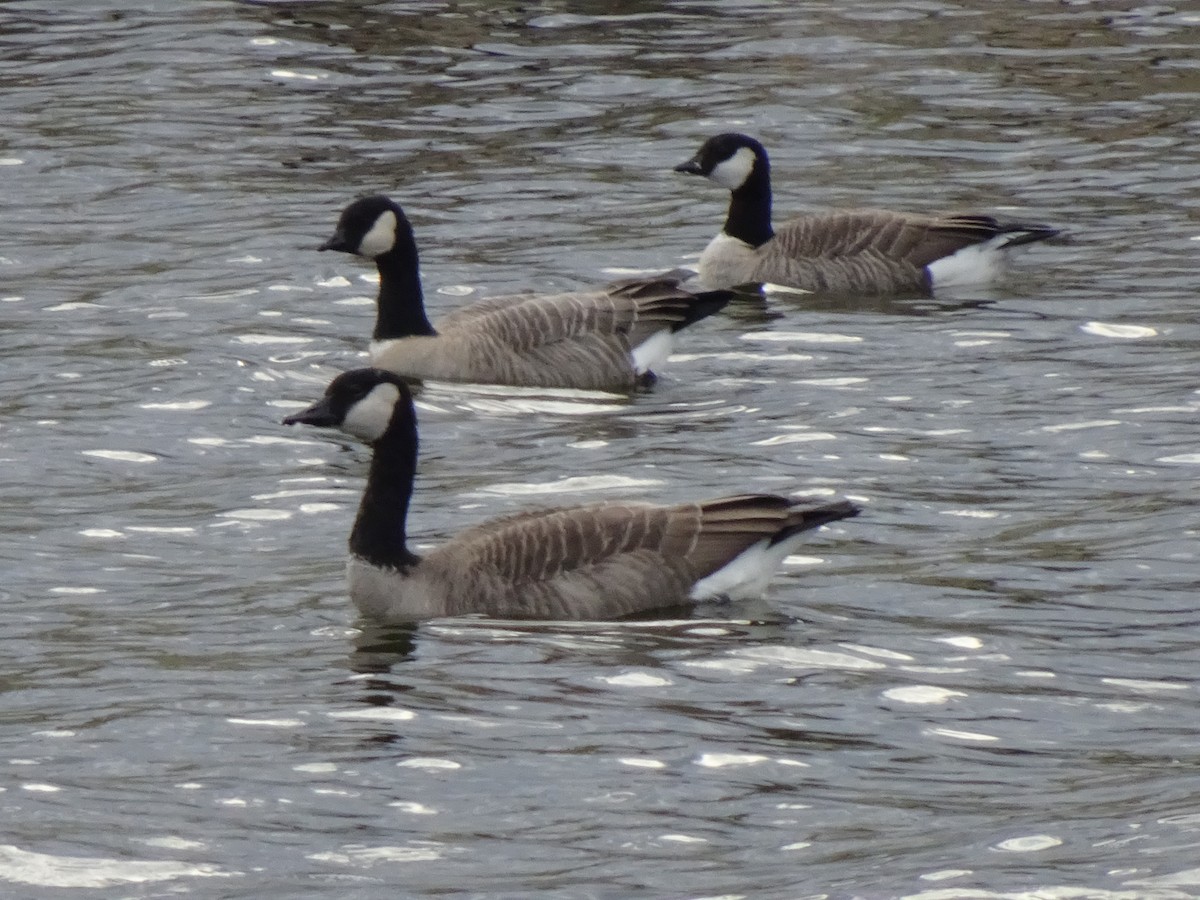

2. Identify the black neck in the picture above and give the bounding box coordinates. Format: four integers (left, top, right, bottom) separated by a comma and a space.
349, 410, 421, 570
373, 246, 437, 341
723, 161, 775, 248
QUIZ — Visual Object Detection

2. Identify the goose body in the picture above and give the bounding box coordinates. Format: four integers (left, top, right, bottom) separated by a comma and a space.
320, 196, 731, 391
675, 133, 1059, 295
284, 368, 860, 622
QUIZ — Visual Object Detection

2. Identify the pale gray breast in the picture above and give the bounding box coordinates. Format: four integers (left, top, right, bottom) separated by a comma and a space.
696, 233, 762, 291
346, 556, 452, 622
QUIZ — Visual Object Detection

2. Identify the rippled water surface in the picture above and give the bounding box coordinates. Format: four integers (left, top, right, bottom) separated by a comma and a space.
2, 1, 1199, 896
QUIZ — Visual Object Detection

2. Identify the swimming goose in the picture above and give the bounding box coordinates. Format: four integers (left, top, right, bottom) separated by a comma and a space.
283, 368, 860, 622
319, 195, 732, 392
674, 133, 1059, 295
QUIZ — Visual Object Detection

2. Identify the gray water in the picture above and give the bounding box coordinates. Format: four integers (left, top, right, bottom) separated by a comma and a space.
2, 1, 1199, 896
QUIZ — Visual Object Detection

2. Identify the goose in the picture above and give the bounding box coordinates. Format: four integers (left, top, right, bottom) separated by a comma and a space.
674, 132, 1060, 295
283, 368, 860, 622
318, 195, 733, 392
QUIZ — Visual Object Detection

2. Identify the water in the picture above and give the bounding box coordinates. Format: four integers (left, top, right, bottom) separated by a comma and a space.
2, 0, 1199, 896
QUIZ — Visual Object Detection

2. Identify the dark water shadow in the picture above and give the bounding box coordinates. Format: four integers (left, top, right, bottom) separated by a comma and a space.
347, 621, 421, 673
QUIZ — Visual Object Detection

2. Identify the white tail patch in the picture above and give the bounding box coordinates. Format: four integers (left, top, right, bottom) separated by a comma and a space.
927, 234, 1012, 288
689, 538, 787, 601
343, 382, 401, 442
630, 328, 675, 375
689, 524, 837, 601
358, 209, 397, 258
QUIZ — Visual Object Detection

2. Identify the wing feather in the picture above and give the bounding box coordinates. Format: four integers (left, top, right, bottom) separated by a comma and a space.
375, 276, 727, 390
416, 494, 857, 619
734, 210, 1056, 294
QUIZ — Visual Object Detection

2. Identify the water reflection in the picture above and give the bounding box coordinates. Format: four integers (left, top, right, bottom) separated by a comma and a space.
349, 622, 421, 672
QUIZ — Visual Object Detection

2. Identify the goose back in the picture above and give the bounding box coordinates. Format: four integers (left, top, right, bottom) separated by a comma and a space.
372, 276, 729, 391
349, 494, 857, 621
372, 330, 633, 391
702, 209, 1057, 294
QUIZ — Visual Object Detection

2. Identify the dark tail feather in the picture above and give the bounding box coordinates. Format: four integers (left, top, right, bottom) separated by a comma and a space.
997, 222, 1061, 249
672, 290, 734, 332
771, 500, 861, 546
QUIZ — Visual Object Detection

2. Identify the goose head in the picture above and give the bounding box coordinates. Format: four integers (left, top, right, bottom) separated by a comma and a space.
283, 368, 413, 445
320, 195, 415, 260
674, 133, 769, 192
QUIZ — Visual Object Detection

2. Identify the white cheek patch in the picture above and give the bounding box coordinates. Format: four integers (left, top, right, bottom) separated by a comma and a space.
343, 383, 401, 442
357, 209, 397, 258
709, 146, 756, 190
